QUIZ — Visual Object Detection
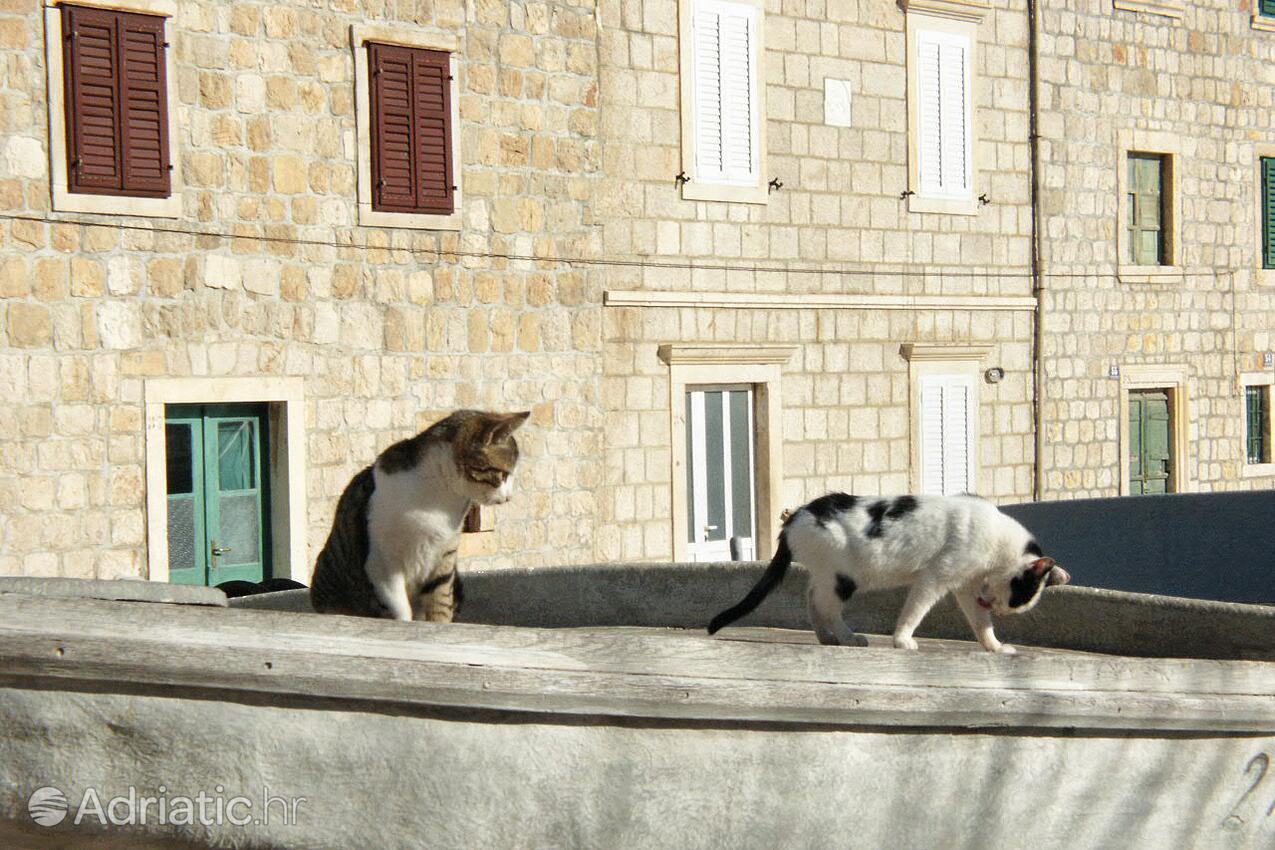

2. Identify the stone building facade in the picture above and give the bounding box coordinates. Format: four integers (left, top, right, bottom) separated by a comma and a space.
1034, 0, 1275, 498
0, 0, 1269, 581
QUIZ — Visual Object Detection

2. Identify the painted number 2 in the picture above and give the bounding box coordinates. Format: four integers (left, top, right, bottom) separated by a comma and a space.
1223, 753, 1274, 831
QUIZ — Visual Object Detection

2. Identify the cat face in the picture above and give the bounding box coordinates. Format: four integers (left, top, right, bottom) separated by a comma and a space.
452, 411, 530, 505
977, 544, 1070, 616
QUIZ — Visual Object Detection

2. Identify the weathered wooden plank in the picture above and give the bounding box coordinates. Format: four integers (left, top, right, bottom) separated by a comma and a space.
3, 593, 1273, 699
1, 594, 1274, 732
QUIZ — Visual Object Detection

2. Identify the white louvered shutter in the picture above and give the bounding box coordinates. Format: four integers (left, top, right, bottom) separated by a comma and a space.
916, 29, 971, 198
692, 0, 759, 186
919, 375, 974, 495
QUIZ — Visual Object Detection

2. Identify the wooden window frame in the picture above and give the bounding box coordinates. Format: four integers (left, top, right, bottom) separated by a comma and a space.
144, 378, 308, 585
44, 0, 181, 217
352, 24, 462, 231
1254, 145, 1275, 286
1117, 365, 1191, 496
1116, 131, 1183, 283
1253, 0, 1275, 31
677, 0, 768, 205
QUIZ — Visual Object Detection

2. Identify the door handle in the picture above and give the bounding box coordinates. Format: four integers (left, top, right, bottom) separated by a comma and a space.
211, 543, 233, 557
703, 525, 718, 533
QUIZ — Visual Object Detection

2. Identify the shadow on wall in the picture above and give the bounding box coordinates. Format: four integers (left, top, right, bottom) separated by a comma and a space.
1002, 492, 1275, 605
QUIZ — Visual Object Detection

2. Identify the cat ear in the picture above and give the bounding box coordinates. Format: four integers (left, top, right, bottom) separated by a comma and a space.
1029, 557, 1055, 577
1046, 565, 1070, 586
485, 410, 530, 442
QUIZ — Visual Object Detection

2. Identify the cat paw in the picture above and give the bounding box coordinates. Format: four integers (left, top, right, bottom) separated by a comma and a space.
995, 643, 1017, 655
893, 635, 919, 651
845, 633, 870, 648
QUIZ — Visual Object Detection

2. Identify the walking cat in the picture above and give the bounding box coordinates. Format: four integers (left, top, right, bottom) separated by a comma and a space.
707, 493, 1070, 654
310, 409, 529, 622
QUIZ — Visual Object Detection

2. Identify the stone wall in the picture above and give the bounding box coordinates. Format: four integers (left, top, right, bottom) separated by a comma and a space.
0, 0, 605, 578
1036, 0, 1275, 497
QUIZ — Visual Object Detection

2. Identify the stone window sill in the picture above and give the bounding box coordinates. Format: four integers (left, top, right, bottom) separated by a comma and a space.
907, 194, 980, 216
357, 205, 462, 231
1252, 13, 1275, 32
680, 182, 769, 205
1113, 0, 1184, 19
1117, 265, 1184, 285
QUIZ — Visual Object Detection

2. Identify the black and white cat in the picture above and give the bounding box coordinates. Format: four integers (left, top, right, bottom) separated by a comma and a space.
707, 493, 1070, 654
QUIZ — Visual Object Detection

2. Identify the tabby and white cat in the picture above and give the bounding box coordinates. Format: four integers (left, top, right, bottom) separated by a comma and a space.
310, 409, 529, 621
708, 493, 1070, 654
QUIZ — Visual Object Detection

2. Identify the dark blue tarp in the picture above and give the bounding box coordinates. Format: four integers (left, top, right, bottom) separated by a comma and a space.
1002, 491, 1275, 604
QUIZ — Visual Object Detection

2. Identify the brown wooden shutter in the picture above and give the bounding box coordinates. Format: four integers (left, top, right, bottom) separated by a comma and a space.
62, 4, 170, 198
369, 42, 454, 215
64, 4, 123, 192
369, 43, 418, 211
411, 49, 453, 214
119, 12, 170, 195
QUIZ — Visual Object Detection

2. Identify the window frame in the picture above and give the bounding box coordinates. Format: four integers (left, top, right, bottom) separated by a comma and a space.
1116, 131, 1183, 283
43, 0, 182, 217
144, 377, 308, 586
351, 24, 462, 231
903, 5, 983, 216
1241, 373, 1275, 477
677, 0, 768, 205
660, 344, 794, 563
1254, 145, 1275, 286
1253, 0, 1275, 32
1117, 364, 1191, 496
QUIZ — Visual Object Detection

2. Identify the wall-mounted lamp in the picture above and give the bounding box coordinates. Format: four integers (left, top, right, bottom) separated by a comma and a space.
1265, 352, 1274, 368
984, 367, 1005, 384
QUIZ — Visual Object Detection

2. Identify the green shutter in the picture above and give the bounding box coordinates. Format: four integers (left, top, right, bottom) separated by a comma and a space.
1129, 390, 1173, 494
1262, 0, 1275, 17
1262, 158, 1275, 269
1127, 154, 1165, 266
165, 415, 206, 586
165, 403, 271, 586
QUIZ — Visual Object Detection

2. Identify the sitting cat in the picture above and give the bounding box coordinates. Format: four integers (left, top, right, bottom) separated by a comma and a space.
310, 409, 529, 622
707, 493, 1070, 654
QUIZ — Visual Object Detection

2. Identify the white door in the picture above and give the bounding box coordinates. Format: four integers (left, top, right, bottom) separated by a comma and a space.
686, 386, 756, 561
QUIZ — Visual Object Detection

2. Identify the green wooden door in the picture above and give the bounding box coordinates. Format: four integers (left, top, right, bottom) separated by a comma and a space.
166, 404, 271, 586
1128, 390, 1173, 495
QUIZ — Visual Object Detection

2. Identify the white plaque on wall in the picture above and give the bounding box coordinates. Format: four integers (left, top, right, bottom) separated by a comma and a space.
824, 78, 853, 128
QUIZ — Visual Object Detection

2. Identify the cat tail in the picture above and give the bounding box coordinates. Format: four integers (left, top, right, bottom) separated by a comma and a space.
706, 532, 793, 635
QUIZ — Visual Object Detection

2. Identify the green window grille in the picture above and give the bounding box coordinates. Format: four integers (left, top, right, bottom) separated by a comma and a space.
1246, 386, 1270, 465
166, 403, 272, 586
1127, 153, 1166, 266
1263, 158, 1275, 269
